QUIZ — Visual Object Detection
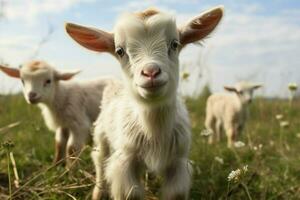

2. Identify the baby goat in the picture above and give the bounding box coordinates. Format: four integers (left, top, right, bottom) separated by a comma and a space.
66, 6, 223, 199
0, 61, 111, 166
205, 81, 262, 147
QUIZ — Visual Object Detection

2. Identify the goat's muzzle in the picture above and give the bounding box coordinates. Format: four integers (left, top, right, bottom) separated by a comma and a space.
28, 92, 41, 104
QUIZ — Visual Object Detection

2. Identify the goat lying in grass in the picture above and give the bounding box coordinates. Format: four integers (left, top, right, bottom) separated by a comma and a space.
205, 81, 262, 147
0, 61, 111, 167
66, 6, 223, 199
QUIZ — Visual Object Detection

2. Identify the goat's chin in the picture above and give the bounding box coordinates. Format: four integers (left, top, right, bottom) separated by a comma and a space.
135, 84, 169, 103
25, 97, 41, 105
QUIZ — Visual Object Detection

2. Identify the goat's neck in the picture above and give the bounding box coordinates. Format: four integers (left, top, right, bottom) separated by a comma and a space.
135, 98, 177, 139
240, 100, 250, 109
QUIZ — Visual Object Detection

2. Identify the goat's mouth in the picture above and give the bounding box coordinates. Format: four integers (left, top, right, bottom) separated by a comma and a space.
137, 81, 167, 91
29, 97, 41, 104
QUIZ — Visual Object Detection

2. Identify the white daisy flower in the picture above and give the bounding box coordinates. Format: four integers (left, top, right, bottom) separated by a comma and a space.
200, 129, 213, 137
234, 141, 245, 148
280, 121, 289, 128
228, 169, 241, 182
275, 114, 283, 120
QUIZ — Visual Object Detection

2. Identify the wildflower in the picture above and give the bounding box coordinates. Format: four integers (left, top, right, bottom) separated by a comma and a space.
275, 114, 283, 120
228, 168, 241, 182
253, 144, 263, 151
228, 165, 249, 183
214, 156, 224, 165
234, 141, 245, 148
280, 121, 289, 128
181, 71, 190, 81
288, 83, 298, 106
200, 129, 213, 137
243, 165, 248, 172
288, 83, 298, 91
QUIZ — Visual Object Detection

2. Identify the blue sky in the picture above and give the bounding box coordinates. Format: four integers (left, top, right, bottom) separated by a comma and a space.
0, 0, 299, 97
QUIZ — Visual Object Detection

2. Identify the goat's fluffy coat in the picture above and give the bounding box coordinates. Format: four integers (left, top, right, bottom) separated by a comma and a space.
93, 80, 191, 199
65, 6, 224, 200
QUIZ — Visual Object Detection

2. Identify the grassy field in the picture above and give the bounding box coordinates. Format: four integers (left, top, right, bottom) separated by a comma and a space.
0, 92, 300, 199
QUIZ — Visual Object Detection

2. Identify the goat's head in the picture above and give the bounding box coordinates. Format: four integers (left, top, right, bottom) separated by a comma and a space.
65, 6, 223, 105
0, 61, 80, 104
224, 82, 262, 104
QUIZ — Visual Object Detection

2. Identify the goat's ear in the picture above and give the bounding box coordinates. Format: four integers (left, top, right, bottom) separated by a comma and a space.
65, 23, 115, 53
55, 70, 81, 81
253, 84, 263, 90
0, 65, 20, 79
224, 86, 237, 93
179, 6, 224, 46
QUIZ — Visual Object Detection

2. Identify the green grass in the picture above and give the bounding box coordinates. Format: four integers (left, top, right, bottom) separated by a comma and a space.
0, 93, 300, 199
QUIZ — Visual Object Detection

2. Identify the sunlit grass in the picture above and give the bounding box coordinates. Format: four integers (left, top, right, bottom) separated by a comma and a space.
0, 93, 300, 199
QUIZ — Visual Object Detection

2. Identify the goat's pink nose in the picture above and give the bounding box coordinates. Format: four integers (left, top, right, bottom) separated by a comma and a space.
141, 66, 161, 79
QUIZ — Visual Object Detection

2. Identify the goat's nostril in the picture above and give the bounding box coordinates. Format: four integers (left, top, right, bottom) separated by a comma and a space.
141, 70, 149, 77
29, 92, 37, 99
153, 68, 161, 77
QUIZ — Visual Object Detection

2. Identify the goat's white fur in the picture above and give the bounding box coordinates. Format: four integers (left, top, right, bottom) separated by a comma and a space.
65, 6, 224, 199
205, 81, 262, 147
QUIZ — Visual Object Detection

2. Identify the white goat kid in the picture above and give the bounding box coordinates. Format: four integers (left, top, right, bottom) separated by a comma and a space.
0, 61, 110, 166
205, 81, 262, 147
66, 6, 223, 200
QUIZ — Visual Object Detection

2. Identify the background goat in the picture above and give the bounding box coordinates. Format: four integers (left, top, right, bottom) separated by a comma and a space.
0, 61, 111, 166
205, 81, 262, 147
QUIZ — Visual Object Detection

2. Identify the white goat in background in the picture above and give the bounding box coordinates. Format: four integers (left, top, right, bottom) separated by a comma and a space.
66, 6, 223, 200
205, 81, 262, 147
0, 61, 111, 166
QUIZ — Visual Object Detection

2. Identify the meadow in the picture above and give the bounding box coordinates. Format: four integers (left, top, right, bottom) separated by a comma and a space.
0, 90, 300, 199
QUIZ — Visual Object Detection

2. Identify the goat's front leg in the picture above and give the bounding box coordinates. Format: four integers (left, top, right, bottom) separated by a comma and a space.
92, 136, 110, 200
66, 127, 89, 168
225, 123, 238, 148
54, 127, 69, 165
216, 120, 223, 142
162, 158, 192, 200
205, 114, 216, 145
105, 151, 144, 200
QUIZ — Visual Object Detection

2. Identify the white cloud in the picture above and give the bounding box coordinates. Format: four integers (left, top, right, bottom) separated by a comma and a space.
0, 35, 38, 66
0, 35, 35, 48
2, 0, 95, 23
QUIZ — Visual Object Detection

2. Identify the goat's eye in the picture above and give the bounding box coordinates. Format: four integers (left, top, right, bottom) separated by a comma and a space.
170, 40, 179, 51
115, 47, 125, 57
44, 79, 51, 86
